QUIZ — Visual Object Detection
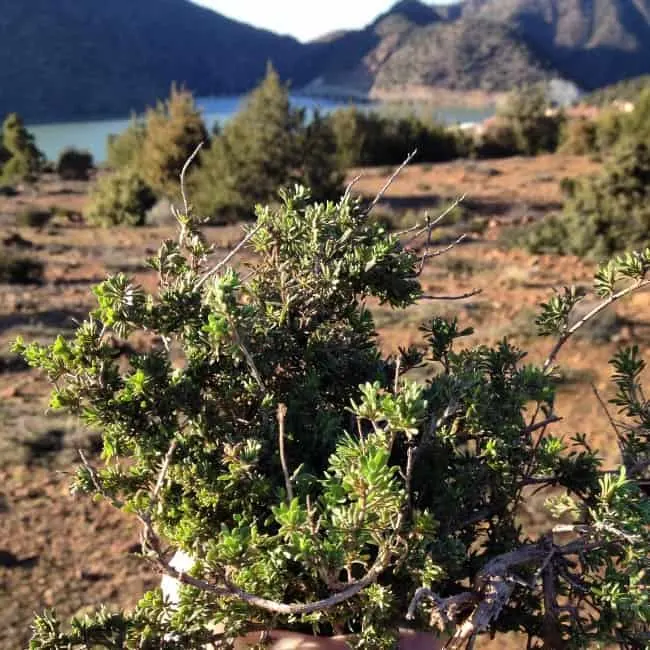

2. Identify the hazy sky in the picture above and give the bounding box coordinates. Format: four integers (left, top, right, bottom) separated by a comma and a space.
192, 1, 399, 42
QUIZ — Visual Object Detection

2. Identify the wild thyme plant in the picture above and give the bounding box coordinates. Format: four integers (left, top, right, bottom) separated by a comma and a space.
16, 175, 650, 649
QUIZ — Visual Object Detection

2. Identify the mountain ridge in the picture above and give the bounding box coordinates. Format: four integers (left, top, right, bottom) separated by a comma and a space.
1, 0, 650, 123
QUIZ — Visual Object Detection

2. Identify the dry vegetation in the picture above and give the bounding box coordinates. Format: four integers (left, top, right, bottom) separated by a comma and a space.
1, 153, 648, 649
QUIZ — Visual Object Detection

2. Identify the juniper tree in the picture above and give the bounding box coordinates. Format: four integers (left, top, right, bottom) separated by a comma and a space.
139, 86, 208, 197
190, 65, 343, 222
0, 113, 43, 184
16, 168, 650, 649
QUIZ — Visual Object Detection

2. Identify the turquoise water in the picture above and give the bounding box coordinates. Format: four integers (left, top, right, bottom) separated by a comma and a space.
29, 95, 495, 162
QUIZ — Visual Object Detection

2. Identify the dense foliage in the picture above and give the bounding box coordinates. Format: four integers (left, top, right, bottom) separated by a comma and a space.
328, 107, 468, 168
497, 87, 564, 156
84, 168, 156, 227
56, 148, 94, 181
189, 67, 343, 221
16, 169, 650, 648
0, 113, 43, 185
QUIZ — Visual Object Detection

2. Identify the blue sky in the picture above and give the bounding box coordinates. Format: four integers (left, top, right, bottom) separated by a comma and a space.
193, 1, 401, 42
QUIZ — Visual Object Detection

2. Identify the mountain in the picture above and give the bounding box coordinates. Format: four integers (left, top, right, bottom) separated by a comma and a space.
301, 0, 650, 98
0, 0, 303, 123
297, 1, 445, 96
466, 0, 650, 90
372, 17, 552, 93
1, 0, 650, 124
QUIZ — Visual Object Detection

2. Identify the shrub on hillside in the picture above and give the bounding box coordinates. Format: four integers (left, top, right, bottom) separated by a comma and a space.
84, 169, 156, 227
559, 117, 598, 155
513, 139, 650, 258
15, 206, 54, 228
56, 148, 94, 181
0, 249, 44, 284
472, 121, 521, 158
17, 174, 650, 648
329, 107, 463, 167
498, 87, 564, 155
139, 85, 208, 197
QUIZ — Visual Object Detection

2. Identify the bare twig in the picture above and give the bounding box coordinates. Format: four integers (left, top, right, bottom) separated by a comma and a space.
543, 279, 650, 371
363, 150, 418, 217
196, 223, 262, 290
277, 404, 293, 503
422, 289, 482, 301
591, 382, 623, 448
179, 141, 204, 217
403, 194, 467, 247
230, 319, 265, 389
343, 173, 363, 201
394, 355, 402, 396
522, 415, 562, 435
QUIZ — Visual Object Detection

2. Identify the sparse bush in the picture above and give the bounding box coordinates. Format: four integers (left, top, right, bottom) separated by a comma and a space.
17, 177, 650, 649
56, 147, 94, 181
0, 249, 44, 284
84, 168, 156, 227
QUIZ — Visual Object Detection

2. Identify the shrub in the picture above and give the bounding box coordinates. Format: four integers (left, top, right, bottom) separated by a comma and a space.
0, 113, 43, 184
517, 139, 650, 258
329, 107, 462, 168
472, 121, 521, 159
559, 117, 598, 155
15, 206, 54, 228
0, 249, 44, 284
497, 87, 564, 155
84, 169, 156, 227
56, 148, 94, 181
16, 173, 650, 648
139, 85, 208, 197
106, 116, 147, 171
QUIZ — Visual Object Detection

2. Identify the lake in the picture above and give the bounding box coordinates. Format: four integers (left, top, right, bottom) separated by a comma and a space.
29, 95, 495, 162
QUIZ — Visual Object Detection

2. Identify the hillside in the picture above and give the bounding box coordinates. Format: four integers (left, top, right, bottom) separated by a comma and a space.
302, 0, 650, 99
2, 0, 650, 123
467, 0, 650, 90
0, 0, 303, 123
372, 17, 551, 93
298, 1, 445, 96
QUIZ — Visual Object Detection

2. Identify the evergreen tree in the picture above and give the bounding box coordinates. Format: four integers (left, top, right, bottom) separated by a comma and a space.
139, 85, 207, 197
498, 86, 563, 155
106, 116, 146, 171
295, 109, 344, 203
0, 113, 43, 184
191, 64, 303, 221
84, 168, 156, 227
